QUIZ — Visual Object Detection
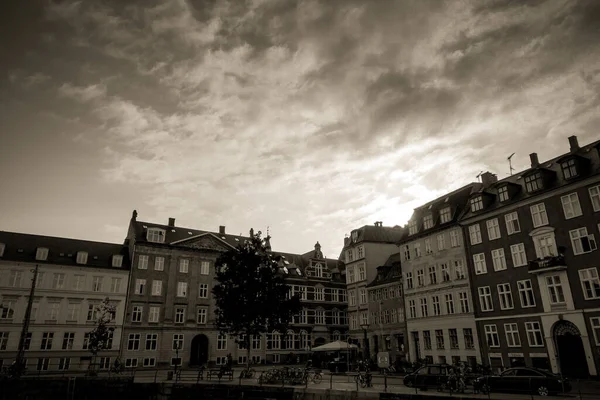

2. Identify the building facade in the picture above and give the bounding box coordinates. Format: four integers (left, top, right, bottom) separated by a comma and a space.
365, 253, 407, 364
341, 223, 404, 350
459, 136, 600, 377
0, 232, 130, 372
121, 212, 348, 368
400, 184, 482, 367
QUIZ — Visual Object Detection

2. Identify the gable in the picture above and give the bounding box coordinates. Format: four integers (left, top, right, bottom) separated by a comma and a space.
171, 233, 235, 252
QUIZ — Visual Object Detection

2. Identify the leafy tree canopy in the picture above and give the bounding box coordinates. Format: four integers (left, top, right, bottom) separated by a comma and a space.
87, 297, 116, 357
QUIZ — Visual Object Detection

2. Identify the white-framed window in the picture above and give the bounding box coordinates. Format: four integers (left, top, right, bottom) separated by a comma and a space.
347, 249, 354, 262
525, 321, 544, 347
486, 218, 501, 240
40, 332, 54, 350
36, 247, 49, 261
408, 220, 418, 235
143, 358, 156, 367
545, 275, 565, 304
76, 251, 88, 264
406, 272, 413, 289
491, 248, 507, 271
127, 333, 140, 350
349, 290, 356, 306
125, 358, 138, 368
358, 288, 366, 304
510, 243, 527, 267
9, 270, 22, 287
52, 273, 65, 289
517, 280, 536, 307
135, 279, 146, 295
48, 303, 60, 321
437, 234, 445, 250
535, 232, 557, 258
579, 268, 600, 300
177, 282, 188, 297
198, 283, 209, 298
66, 303, 80, 321
478, 286, 493, 312
148, 306, 160, 323
469, 224, 482, 245
217, 334, 227, 350
147, 228, 166, 243
562, 158, 578, 179
505, 212, 521, 235
445, 294, 455, 314
37, 358, 50, 371
425, 238, 432, 254
58, 357, 71, 371
473, 253, 487, 274
498, 185, 509, 202
470, 196, 483, 212
417, 269, 424, 286
530, 203, 549, 228
589, 185, 600, 212
131, 306, 143, 322
420, 298, 428, 317
403, 245, 411, 261
197, 308, 207, 324
505, 323, 521, 347
484, 325, 500, 347
152, 280, 162, 296
440, 207, 452, 223
172, 334, 184, 350
315, 309, 325, 324
145, 333, 158, 350
428, 265, 437, 285
346, 266, 355, 283
570, 227, 597, 255
179, 259, 189, 273
497, 283, 514, 310
454, 259, 466, 279
112, 255, 123, 267
414, 242, 421, 257
450, 229, 460, 247
175, 307, 185, 324
562, 193, 583, 219
92, 276, 103, 292
432, 296, 441, 316
423, 215, 434, 229
138, 255, 149, 269
591, 317, 600, 345
459, 292, 470, 313
408, 300, 416, 319
358, 264, 366, 281
154, 256, 165, 271
110, 277, 121, 293
440, 263, 450, 282
357, 246, 364, 259
524, 172, 543, 192
73, 275, 85, 290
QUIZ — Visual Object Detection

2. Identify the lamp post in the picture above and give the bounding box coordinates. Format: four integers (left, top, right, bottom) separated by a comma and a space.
361, 323, 370, 363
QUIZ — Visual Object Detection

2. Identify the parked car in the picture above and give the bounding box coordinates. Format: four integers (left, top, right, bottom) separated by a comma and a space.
473, 367, 571, 397
403, 364, 454, 389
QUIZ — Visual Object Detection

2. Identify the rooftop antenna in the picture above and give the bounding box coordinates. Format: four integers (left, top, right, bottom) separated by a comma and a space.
508, 153, 516, 176
476, 171, 484, 182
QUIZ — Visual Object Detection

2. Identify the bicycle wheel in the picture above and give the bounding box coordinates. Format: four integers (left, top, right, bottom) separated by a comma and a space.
360, 377, 368, 389
312, 373, 322, 384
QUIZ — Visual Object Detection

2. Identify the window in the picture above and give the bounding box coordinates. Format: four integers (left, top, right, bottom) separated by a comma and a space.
145, 334, 158, 351
135, 279, 146, 295
525, 322, 544, 347
52, 273, 66, 289
423, 215, 434, 229
110, 277, 122, 293
349, 290, 356, 306
435, 330, 445, 349
198, 283, 208, 298
0, 299, 14, 320
358, 264, 366, 281
425, 238, 432, 254
132, 306, 143, 322
36, 247, 49, 261
148, 306, 160, 323
197, 308, 207, 324
530, 203, 549, 227
478, 287, 493, 312
454, 260, 465, 279
428, 265, 437, 285
497, 283, 514, 310
517, 280, 536, 307
469, 224, 482, 245
417, 269, 424, 286
316, 309, 325, 324
9, 270, 22, 287
437, 234, 445, 250
504, 212, 520, 235
484, 325, 500, 347
449, 329, 459, 349
432, 296, 441, 316
138, 255, 149, 269
562, 159, 577, 179
473, 253, 487, 274
357, 246, 364, 259
403, 245, 410, 261
470, 196, 483, 212
347, 249, 354, 263
346, 266, 355, 283
67, 303, 80, 321
0, 332, 8, 350
86, 304, 96, 321
491, 248, 507, 271
171, 358, 182, 367
147, 228, 165, 243
423, 331, 432, 349
92, 276, 103, 292
440, 263, 450, 282
154, 256, 165, 271
408, 220, 418, 235
62, 332, 75, 350
177, 282, 188, 297
143, 358, 156, 367
217, 334, 227, 350
73, 275, 85, 290
112, 255, 123, 267
420, 298, 428, 317
358, 288, 366, 304
48, 303, 60, 321
545, 275, 565, 304
37, 358, 50, 371
450, 229, 460, 247
76, 251, 88, 264
591, 317, 600, 345
58, 357, 70, 371
175, 307, 185, 324
459, 292, 470, 313
487, 219, 501, 240
41, 332, 54, 350
445, 294, 455, 314
440, 207, 452, 223
579, 268, 600, 300
498, 185, 509, 202
125, 358, 138, 368
510, 243, 527, 267
589, 185, 600, 212
99, 357, 111, 370
172, 334, 184, 350
408, 300, 416, 319
152, 280, 162, 296
496, 327, 518, 354
252, 334, 261, 350
464, 328, 474, 349
562, 193, 582, 219
406, 272, 413, 289
570, 227, 597, 255
525, 172, 543, 192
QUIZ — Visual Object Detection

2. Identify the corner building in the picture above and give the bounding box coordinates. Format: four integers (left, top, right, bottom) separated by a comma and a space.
459, 136, 600, 378
400, 184, 483, 366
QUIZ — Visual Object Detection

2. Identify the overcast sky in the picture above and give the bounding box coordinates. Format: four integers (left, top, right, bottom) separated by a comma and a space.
1, 0, 599, 258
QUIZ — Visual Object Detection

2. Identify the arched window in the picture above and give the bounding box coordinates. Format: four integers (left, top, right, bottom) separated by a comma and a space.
284, 330, 294, 350
332, 330, 341, 341
267, 330, 281, 350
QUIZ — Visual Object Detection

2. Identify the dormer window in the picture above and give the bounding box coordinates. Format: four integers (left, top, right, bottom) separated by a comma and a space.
470, 196, 483, 212
562, 159, 578, 179
498, 186, 509, 202
0, 243, 5, 257
423, 215, 434, 230
76, 251, 88, 264
525, 172, 543, 193
36, 247, 49, 261
351, 231, 358, 243
147, 228, 166, 243
439, 207, 451, 224
112, 255, 123, 268
408, 220, 418, 235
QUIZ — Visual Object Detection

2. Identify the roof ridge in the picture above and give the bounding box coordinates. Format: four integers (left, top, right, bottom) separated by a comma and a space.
0, 231, 125, 246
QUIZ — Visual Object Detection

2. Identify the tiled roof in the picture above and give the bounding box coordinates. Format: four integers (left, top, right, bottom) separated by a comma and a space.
0, 231, 130, 270
343, 225, 405, 250
366, 252, 402, 288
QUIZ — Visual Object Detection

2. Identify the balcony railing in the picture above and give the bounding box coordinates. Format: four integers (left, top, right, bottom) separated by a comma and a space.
528, 255, 567, 273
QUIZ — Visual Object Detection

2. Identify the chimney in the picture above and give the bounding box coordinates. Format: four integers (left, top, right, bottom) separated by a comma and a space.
219, 226, 226, 234
529, 153, 539, 168
568, 135, 579, 152
481, 171, 498, 187
168, 218, 175, 227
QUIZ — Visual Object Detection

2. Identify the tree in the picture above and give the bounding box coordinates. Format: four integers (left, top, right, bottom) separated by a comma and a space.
212, 230, 301, 370
87, 297, 116, 375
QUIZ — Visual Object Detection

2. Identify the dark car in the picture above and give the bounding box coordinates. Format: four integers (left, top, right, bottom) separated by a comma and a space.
473, 367, 571, 397
403, 364, 454, 389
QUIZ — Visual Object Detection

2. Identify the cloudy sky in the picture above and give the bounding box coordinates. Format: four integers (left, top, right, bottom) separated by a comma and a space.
1, 0, 599, 258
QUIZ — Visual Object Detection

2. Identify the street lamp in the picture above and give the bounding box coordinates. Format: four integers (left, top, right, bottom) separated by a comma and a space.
360, 323, 370, 363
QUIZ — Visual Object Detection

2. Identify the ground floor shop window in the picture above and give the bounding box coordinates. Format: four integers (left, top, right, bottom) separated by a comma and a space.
510, 357, 525, 367
531, 357, 550, 371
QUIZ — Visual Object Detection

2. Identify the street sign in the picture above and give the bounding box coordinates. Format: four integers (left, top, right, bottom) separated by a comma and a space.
377, 351, 390, 368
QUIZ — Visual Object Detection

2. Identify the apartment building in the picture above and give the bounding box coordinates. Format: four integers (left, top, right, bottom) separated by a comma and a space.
341, 223, 404, 345
0, 232, 130, 372
400, 184, 482, 367
365, 253, 407, 364
459, 136, 600, 378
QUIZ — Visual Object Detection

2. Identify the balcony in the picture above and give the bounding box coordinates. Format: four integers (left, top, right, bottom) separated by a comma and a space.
528, 255, 567, 274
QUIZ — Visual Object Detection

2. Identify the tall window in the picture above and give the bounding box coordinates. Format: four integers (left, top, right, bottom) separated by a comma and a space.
525, 322, 544, 347
154, 256, 165, 271
138, 255, 149, 269
135, 279, 146, 295
358, 264, 366, 281
315, 309, 325, 325
491, 249, 507, 271
417, 269, 424, 286
478, 287, 493, 312
437, 234, 445, 250
349, 290, 356, 306
152, 280, 162, 296
420, 298, 428, 317
510, 243, 527, 267
62, 332, 75, 350
440, 263, 450, 282
110, 277, 121, 293
505, 323, 521, 347
561, 159, 577, 179
172, 334, 184, 350
435, 330, 444, 349
470, 196, 483, 212
148, 306, 160, 323
440, 207, 452, 223
497, 283, 514, 310
41, 332, 54, 350
414, 242, 421, 258
432, 296, 441, 316
423, 331, 432, 349
314, 263, 323, 277
131, 306, 143, 322
473, 253, 487, 274
498, 185, 509, 202
505, 212, 520, 235
177, 282, 188, 297
428, 266, 437, 285
445, 294, 455, 314
486, 219, 501, 240
198, 283, 209, 298
48, 303, 60, 321
217, 334, 227, 350
425, 238, 432, 254
200, 261, 210, 275
591, 318, 600, 345
179, 259, 189, 273
579, 268, 600, 300
517, 280, 536, 307
450, 229, 460, 247
530, 203, 549, 227
175, 307, 185, 324
76, 251, 88, 264
459, 292, 470, 313
408, 300, 416, 319
92, 276, 103, 292
358, 288, 366, 304
469, 224, 482, 245
561, 193, 582, 219
484, 325, 500, 347
463, 328, 474, 349
403, 245, 411, 261
454, 260, 466, 280
406, 272, 413, 289
9, 270, 22, 288
524, 172, 543, 192
145, 334, 158, 350
408, 220, 418, 235
589, 185, 600, 212
545, 275, 565, 304
197, 308, 207, 324
423, 215, 434, 229
570, 228, 597, 255
52, 273, 66, 289
449, 329, 459, 349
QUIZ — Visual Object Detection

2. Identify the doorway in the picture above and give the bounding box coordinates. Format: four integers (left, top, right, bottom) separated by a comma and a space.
190, 334, 209, 366
553, 320, 589, 378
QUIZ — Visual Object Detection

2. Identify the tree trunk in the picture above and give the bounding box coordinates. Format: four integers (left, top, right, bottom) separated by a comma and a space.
246, 335, 251, 370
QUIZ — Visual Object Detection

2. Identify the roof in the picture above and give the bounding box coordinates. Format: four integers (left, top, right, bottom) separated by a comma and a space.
343, 225, 405, 250
459, 138, 600, 221
273, 251, 344, 283
0, 231, 130, 270
366, 252, 402, 288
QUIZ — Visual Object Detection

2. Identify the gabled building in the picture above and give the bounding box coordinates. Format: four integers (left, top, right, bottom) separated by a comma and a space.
365, 253, 406, 364
459, 136, 600, 377
0, 231, 130, 372
400, 184, 482, 367
341, 223, 404, 345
